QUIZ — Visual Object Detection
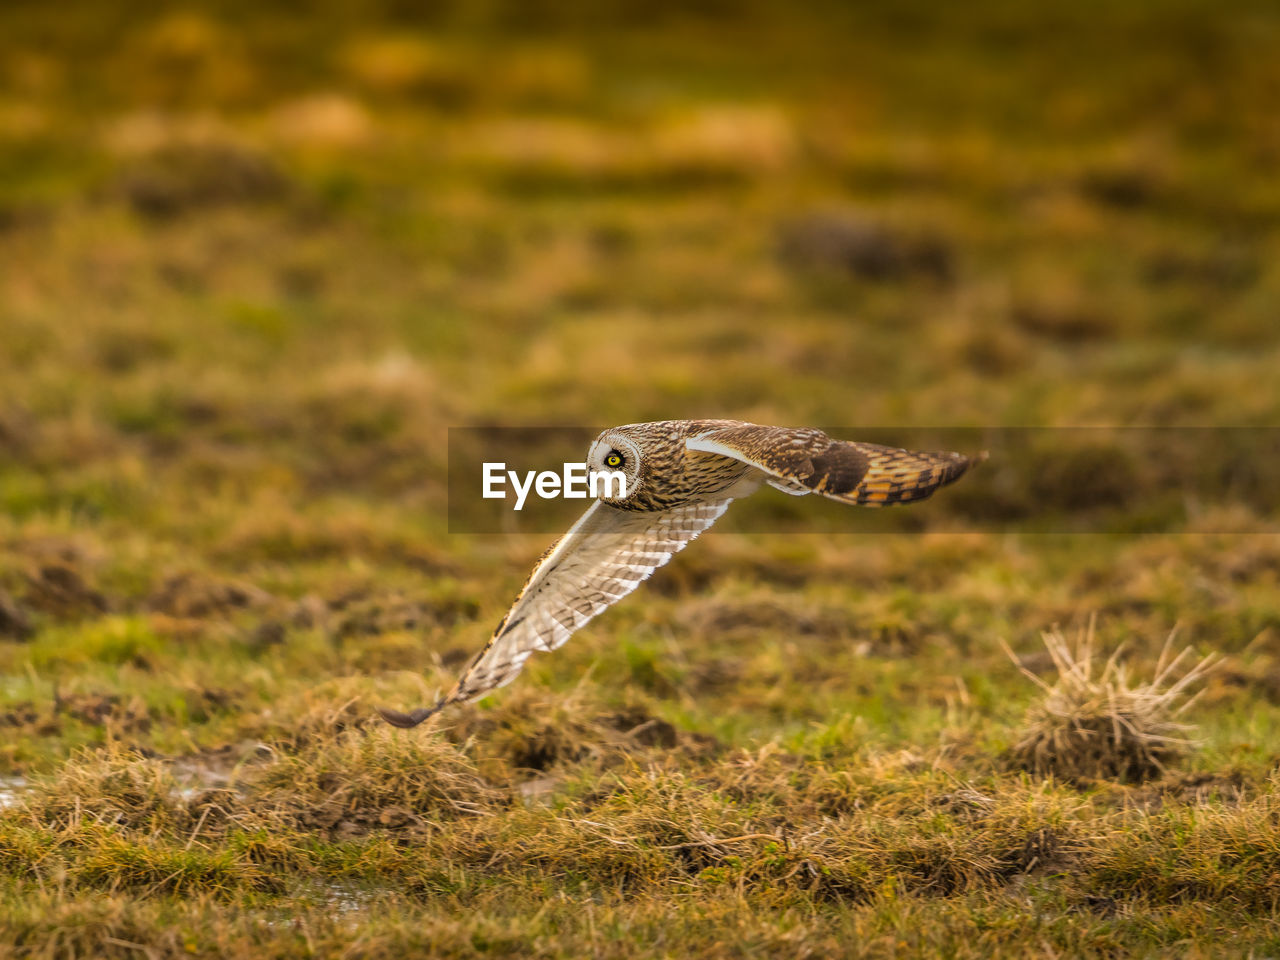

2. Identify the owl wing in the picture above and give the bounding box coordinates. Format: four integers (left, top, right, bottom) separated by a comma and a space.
378, 497, 732, 727
687, 424, 981, 507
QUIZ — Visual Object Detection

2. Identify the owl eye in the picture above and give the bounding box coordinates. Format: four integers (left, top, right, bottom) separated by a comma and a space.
605, 451, 624, 469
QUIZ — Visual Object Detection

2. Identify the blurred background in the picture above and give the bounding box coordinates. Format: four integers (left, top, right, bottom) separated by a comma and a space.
2, 0, 1279, 591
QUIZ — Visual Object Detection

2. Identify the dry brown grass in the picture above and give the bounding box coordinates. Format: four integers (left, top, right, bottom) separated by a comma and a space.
1006, 617, 1219, 784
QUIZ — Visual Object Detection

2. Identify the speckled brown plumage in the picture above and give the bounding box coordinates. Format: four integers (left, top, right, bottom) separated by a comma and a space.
379, 421, 982, 728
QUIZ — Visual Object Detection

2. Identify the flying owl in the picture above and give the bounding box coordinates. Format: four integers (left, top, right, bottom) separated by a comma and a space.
379, 420, 982, 728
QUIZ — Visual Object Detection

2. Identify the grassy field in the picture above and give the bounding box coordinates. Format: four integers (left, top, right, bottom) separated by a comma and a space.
2, 0, 1280, 956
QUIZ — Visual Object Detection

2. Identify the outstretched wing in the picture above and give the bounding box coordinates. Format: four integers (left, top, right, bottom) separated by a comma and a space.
379, 498, 732, 727
687, 424, 980, 507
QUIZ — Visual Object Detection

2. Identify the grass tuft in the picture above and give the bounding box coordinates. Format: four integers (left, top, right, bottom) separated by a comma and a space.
1005, 617, 1218, 784
247, 726, 506, 836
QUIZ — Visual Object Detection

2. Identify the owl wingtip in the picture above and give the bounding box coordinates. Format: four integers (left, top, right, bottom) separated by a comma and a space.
377, 703, 444, 729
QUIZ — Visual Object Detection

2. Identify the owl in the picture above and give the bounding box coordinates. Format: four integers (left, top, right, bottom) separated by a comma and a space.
379, 420, 982, 727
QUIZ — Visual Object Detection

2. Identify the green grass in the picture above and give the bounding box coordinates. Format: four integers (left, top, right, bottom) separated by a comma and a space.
2, 0, 1280, 955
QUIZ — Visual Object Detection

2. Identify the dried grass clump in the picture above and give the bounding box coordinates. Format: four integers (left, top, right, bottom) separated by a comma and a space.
1005, 617, 1218, 783
245, 726, 506, 836
17, 749, 189, 833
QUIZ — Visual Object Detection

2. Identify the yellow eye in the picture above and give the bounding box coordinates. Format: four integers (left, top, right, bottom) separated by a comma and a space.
605, 451, 623, 468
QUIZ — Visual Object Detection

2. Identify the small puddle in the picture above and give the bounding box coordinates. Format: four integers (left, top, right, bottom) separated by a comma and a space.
0, 776, 27, 809
171, 759, 237, 801
323, 883, 374, 916
264, 883, 377, 927
518, 775, 560, 807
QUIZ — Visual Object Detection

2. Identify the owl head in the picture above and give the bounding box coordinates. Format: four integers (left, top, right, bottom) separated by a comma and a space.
585, 427, 646, 504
